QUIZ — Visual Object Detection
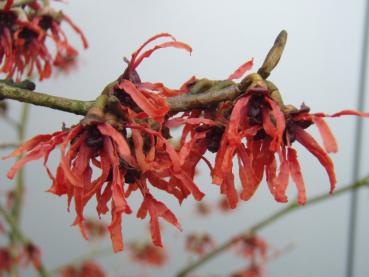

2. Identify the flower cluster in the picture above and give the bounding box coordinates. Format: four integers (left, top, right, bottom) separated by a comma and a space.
173, 71, 369, 207
3, 32, 369, 255
3, 34, 198, 252
60, 260, 105, 277
0, 0, 87, 80
128, 242, 167, 267
185, 233, 215, 255
0, 242, 42, 274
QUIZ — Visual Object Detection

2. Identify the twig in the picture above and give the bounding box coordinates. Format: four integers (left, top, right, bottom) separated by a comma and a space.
176, 175, 369, 277
48, 246, 112, 276
0, 142, 20, 149
0, 30, 288, 116
0, 204, 49, 277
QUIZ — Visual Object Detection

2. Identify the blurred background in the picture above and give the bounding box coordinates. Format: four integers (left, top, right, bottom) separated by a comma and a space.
1, 0, 369, 276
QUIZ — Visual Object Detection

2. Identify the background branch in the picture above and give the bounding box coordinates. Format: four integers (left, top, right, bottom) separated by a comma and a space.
176, 175, 369, 277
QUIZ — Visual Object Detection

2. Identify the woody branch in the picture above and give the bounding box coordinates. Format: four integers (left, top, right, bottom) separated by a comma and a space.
0, 31, 287, 115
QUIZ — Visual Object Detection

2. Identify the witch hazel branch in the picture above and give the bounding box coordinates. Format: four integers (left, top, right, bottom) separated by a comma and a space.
0, 1, 369, 275
2, 28, 368, 250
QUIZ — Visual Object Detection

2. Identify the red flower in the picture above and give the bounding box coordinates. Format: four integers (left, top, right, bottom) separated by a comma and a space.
3, 122, 134, 252
0, 247, 14, 273
3, 99, 203, 252
218, 197, 232, 213
165, 105, 227, 187
60, 261, 105, 277
276, 105, 369, 204
230, 264, 263, 277
21, 242, 42, 270
194, 202, 211, 216
0, 2, 87, 80
115, 33, 192, 123
213, 85, 286, 208
36, 13, 88, 70
185, 233, 215, 255
0, 9, 17, 74
128, 242, 167, 267
10, 20, 53, 80
83, 218, 108, 240
235, 235, 268, 260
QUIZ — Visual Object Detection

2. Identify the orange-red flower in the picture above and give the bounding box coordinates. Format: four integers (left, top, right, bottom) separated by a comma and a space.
230, 264, 263, 277
0, 1, 87, 80
60, 261, 105, 277
83, 218, 108, 240
213, 86, 286, 208
3, 115, 202, 252
3, 122, 134, 252
235, 235, 268, 260
21, 242, 42, 270
115, 33, 192, 123
0, 9, 17, 74
128, 242, 167, 267
185, 233, 215, 255
0, 247, 14, 273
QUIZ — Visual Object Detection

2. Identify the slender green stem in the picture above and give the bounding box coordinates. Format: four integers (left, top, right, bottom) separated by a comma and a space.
0, 83, 94, 116
0, 205, 25, 243
0, 80, 243, 115
48, 247, 112, 276
176, 175, 369, 277
0, 204, 50, 277
0, 142, 19, 149
12, 103, 29, 223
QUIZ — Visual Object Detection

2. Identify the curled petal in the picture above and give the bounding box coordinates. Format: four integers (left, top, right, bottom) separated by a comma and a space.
119, 80, 169, 121
131, 39, 192, 71
315, 110, 369, 118
228, 58, 254, 80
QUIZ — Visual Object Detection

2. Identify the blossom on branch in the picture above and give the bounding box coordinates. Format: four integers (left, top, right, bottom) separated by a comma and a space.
0, 1, 87, 80
0, 247, 14, 273
1, 34, 202, 253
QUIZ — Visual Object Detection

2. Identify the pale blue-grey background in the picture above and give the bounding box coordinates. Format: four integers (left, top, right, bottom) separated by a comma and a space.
1, 0, 369, 276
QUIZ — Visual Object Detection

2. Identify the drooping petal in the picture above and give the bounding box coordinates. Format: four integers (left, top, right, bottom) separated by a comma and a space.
287, 147, 307, 205
294, 127, 336, 193
61, 14, 88, 49
137, 194, 182, 247
227, 58, 254, 80
313, 116, 338, 153
97, 123, 134, 165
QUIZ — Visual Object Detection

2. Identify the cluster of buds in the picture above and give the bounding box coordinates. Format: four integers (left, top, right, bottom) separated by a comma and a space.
3, 30, 369, 254
0, 0, 87, 80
